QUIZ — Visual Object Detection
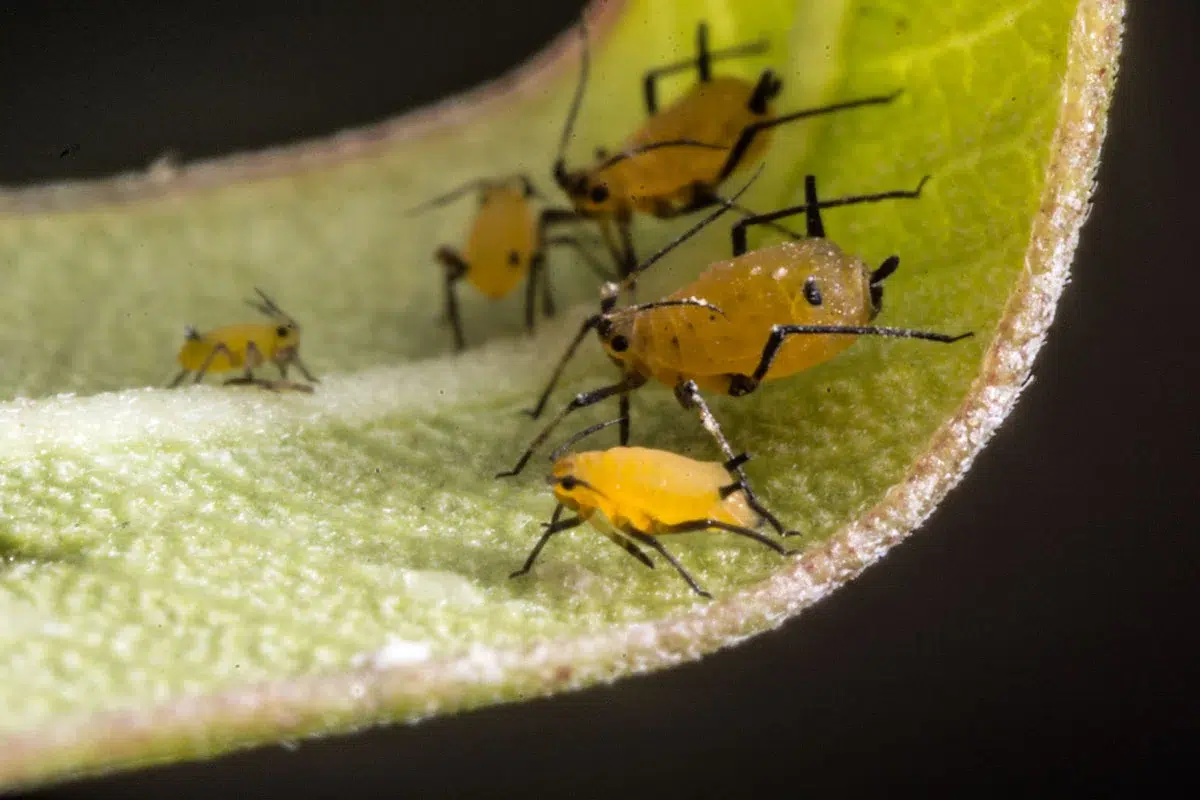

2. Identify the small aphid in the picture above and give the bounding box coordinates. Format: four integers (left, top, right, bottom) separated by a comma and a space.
409, 174, 613, 351
510, 418, 790, 598
499, 170, 973, 538
168, 288, 319, 392
551, 18, 900, 274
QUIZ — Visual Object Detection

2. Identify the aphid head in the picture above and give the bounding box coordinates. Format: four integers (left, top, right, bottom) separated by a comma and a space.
867, 256, 900, 320
272, 320, 300, 351
594, 311, 637, 365
554, 160, 621, 217
548, 459, 606, 512
247, 288, 303, 352
552, 16, 612, 217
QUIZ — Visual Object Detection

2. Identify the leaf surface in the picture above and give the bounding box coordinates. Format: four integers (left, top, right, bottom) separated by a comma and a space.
0, 0, 1123, 788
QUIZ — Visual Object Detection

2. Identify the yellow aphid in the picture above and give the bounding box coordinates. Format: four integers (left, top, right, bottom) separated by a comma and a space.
510, 436, 789, 598
551, 19, 899, 274
168, 288, 318, 392
500, 173, 973, 539
410, 174, 611, 351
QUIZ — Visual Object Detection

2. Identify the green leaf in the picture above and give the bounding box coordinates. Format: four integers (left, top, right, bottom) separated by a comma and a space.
0, 0, 1122, 788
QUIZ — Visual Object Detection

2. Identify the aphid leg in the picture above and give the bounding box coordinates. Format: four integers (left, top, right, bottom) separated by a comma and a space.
597, 220, 629, 282
524, 313, 606, 419
524, 254, 543, 333
616, 215, 638, 282
544, 235, 617, 283
290, 355, 320, 384
659, 519, 790, 555
619, 394, 631, 446
510, 504, 585, 579
224, 342, 277, 390
695, 22, 712, 82
677, 185, 803, 241
498, 372, 647, 478
435, 246, 469, 352
728, 175, 930, 256
539, 206, 616, 286
674, 380, 792, 537
715, 91, 902, 184
191, 342, 232, 385
540, 256, 556, 318
736, 323, 974, 391
623, 165, 763, 283
640, 22, 769, 114
167, 369, 190, 388
604, 531, 655, 570
626, 530, 711, 599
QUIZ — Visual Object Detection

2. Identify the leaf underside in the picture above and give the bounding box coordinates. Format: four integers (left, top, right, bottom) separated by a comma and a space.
0, 0, 1120, 789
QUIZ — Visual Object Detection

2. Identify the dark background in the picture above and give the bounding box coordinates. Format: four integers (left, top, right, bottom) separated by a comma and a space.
4, 1, 1196, 796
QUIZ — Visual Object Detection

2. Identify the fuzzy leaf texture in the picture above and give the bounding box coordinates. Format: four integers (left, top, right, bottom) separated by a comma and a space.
0, 0, 1122, 789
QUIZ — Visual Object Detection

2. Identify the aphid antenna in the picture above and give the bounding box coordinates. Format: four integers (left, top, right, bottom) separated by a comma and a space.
549, 416, 627, 462
554, 16, 592, 185
405, 178, 496, 215
619, 297, 727, 319
183, 324, 200, 341
547, 474, 609, 501
595, 139, 727, 172
620, 162, 766, 289
247, 287, 300, 328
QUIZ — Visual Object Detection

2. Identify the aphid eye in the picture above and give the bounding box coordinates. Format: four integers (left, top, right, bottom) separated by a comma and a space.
803, 277, 823, 307
508, 250, 521, 267
275, 325, 290, 338
589, 184, 610, 204
609, 334, 629, 353
559, 476, 579, 490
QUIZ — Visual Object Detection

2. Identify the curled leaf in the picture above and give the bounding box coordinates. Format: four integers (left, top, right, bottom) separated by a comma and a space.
0, 0, 1123, 789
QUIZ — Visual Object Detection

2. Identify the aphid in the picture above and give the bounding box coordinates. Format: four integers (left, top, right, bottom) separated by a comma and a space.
410, 174, 613, 351
168, 288, 319, 392
552, 18, 901, 273
510, 417, 790, 598
498, 171, 974, 538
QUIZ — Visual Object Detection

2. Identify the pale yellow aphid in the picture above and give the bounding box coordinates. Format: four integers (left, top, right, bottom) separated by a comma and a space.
511, 434, 789, 598
169, 288, 318, 392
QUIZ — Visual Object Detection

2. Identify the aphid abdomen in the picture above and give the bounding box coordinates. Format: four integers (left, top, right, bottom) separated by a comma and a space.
464, 188, 536, 299
612, 78, 764, 214
633, 256, 792, 389
176, 325, 268, 373
595, 447, 745, 531
639, 241, 876, 390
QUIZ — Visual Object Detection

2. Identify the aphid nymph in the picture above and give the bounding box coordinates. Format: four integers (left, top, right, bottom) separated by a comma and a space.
510, 417, 791, 598
409, 173, 613, 351
168, 288, 319, 392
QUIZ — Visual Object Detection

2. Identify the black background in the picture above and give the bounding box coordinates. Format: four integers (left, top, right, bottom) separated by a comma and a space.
4, 1, 1197, 796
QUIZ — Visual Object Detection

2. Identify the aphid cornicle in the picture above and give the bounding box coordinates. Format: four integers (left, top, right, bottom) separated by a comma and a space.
551, 18, 901, 274
168, 288, 319, 392
410, 174, 613, 351
498, 171, 974, 538
510, 417, 791, 598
